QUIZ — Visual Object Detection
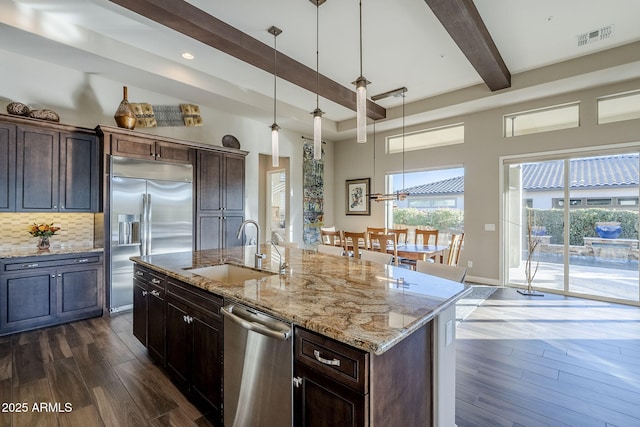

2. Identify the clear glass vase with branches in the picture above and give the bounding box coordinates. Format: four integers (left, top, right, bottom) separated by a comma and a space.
519, 209, 544, 296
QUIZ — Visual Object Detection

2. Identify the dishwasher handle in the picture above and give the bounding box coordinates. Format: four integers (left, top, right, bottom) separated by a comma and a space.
222, 304, 292, 341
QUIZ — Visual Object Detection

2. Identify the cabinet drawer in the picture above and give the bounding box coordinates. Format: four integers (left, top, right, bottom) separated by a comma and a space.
2, 254, 101, 272
133, 265, 165, 287
295, 328, 369, 393
166, 279, 222, 321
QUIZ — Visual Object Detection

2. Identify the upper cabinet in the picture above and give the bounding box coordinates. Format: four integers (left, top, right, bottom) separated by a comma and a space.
15, 126, 99, 212
0, 115, 99, 213
0, 122, 16, 212
196, 150, 246, 250
109, 131, 193, 164
96, 125, 247, 251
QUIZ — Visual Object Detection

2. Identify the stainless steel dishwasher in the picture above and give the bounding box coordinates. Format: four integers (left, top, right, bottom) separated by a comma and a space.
221, 303, 293, 427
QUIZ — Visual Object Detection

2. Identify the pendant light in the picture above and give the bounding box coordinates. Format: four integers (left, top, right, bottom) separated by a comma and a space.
353, 0, 369, 143
269, 26, 282, 167
311, 0, 325, 160
369, 87, 409, 202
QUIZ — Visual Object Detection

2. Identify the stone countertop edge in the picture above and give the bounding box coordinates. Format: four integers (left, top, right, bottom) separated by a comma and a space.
132, 247, 472, 356
0, 246, 104, 259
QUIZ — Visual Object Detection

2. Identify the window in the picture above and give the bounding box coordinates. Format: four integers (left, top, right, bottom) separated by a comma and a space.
618, 197, 638, 206
387, 123, 464, 154
553, 197, 638, 209
586, 198, 612, 206
598, 90, 640, 124
504, 102, 579, 137
386, 167, 464, 243
408, 198, 457, 209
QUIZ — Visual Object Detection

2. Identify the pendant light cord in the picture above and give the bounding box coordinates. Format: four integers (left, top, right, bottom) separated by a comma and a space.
359, 0, 363, 77
273, 31, 277, 125
372, 114, 376, 193
316, 2, 320, 109
402, 90, 405, 192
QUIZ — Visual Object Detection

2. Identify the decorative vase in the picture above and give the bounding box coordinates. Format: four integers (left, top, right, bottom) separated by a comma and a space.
37, 236, 51, 251
114, 86, 136, 130
595, 221, 622, 239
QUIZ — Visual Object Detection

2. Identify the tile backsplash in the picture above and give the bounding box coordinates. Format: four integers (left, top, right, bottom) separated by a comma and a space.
0, 213, 98, 250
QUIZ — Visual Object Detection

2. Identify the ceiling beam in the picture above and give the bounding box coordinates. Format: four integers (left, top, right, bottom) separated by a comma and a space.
424, 0, 511, 91
109, 0, 386, 121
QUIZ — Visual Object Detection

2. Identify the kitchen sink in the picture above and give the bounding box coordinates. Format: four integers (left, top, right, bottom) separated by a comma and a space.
187, 264, 275, 283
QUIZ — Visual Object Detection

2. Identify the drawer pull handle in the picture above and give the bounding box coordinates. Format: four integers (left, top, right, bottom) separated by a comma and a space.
141, 290, 148, 297
151, 278, 161, 284
313, 350, 341, 367
22, 263, 39, 268
76, 258, 89, 263
150, 289, 160, 297
135, 271, 144, 276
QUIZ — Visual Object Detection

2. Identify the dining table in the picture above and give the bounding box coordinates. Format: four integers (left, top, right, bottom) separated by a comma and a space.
388, 244, 449, 263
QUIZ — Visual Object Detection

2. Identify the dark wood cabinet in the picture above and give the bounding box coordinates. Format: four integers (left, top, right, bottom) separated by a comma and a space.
132, 264, 223, 423
133, 278, 148, 346
294, 328, 369, 427
132, 265, 166, 363
0, 252, 103, 335
14, 124, 98, 212
0, 122, 16, 211
110, 133, 193, 164
165, 278, 223, 418
59, 131, 99, 212
294, 324, 434, 426
196, 150, 245, 250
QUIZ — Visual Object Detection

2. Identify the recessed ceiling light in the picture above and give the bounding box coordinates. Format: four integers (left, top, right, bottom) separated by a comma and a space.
181, 52, 194, 60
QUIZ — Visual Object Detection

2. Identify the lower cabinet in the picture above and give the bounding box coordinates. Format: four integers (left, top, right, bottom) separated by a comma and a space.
132, 265, 165, 363
132, 264, 223, 425
165, 279, 223, 419
0, 252, 103, 335
294, 327, 369, 427
295, 324, 435, 427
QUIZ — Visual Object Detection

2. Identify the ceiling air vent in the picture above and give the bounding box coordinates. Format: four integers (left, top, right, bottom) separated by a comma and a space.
577, 25, 614, 46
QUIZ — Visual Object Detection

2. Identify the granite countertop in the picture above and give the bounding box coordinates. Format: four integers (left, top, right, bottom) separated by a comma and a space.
132, 246, 471, 355
0, 245, 104, 259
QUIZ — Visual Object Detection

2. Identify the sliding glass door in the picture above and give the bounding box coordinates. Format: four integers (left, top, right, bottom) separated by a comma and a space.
504, 152, 640, 304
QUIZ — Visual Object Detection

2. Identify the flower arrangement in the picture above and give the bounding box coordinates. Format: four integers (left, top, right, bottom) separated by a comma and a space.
28, 223, 61, 238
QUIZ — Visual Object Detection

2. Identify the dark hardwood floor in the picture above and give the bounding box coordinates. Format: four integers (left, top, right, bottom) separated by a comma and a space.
456, 287, 640, 427
0, 313, 214, 427
1, 288, 638, 426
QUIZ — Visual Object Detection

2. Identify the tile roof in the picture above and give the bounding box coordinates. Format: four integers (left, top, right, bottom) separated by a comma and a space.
402, 154, 639, 195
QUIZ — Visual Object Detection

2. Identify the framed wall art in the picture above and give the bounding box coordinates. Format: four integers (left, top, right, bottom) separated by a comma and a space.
345, 178, 370, 215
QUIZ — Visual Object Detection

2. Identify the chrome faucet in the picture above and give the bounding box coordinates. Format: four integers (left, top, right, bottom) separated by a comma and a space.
236, 219, 266, 269
268, 241, 289, 274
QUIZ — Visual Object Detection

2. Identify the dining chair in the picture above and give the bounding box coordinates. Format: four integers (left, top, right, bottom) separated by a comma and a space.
387, 228, 409, 245
343, 231, 368, 257
415, 260, 467, 283
366, 226, 386, 235
415, 229, 439, 246
317, 244, 345, 256
360, 249, 393, 265
321, 229, 343, 247
445, 233, 465, 266
368, 232, 399, 266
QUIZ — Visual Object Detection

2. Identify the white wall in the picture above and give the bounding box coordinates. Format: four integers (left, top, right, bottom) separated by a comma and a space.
334, 78, 640, 284
0, 48, 334, 246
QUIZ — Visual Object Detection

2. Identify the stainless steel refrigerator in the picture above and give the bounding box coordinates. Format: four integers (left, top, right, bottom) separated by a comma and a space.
109, 156, 193, 312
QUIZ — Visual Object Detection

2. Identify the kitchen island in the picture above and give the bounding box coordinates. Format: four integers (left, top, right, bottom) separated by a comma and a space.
131, 245, 470, 426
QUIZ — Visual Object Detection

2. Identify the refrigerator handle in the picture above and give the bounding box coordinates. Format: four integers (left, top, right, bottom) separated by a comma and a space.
141, 194, 149, 256
146, 194, 152, 255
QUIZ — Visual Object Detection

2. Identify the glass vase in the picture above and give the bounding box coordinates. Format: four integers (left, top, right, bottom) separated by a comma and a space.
37, 236, 50, 251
